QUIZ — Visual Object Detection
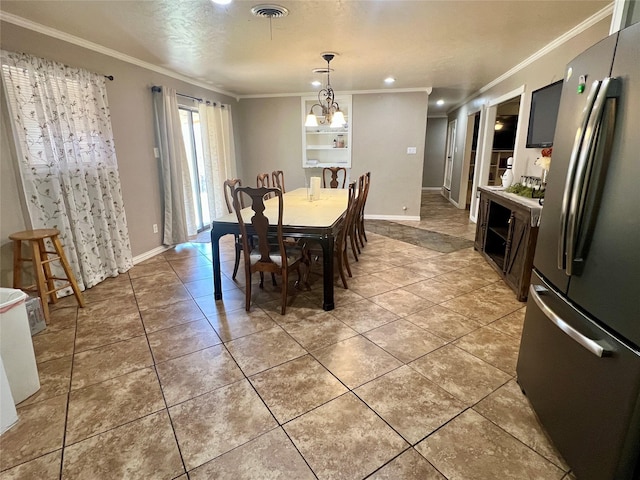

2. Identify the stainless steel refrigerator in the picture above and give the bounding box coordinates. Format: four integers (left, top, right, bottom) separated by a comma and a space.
516, 22, 640, 480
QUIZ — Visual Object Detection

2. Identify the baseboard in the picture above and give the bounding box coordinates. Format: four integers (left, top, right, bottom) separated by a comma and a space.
132, 245, 171, 265
421, 187, 442, 191
448, 197, 461, 209
365, 214, 421, 222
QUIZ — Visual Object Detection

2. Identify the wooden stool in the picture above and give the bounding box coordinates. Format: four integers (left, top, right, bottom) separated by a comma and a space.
9, 228, 85, 323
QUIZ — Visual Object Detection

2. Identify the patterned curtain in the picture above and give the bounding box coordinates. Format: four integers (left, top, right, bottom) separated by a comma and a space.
199, 102, 237, 220
152, 86, 197, 244
0, 50, 133, 290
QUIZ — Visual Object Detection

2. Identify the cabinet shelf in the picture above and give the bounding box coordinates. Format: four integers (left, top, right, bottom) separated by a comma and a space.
304, 161, 349, 168
488, 225, 509, 241
487, 251, 506, 268
306, 146, 349, 150
302, 95, 352, 168
475, 187, 540, 301
305, 131, 348, 135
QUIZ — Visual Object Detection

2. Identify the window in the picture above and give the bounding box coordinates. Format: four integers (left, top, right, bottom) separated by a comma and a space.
179, 107, 211, 230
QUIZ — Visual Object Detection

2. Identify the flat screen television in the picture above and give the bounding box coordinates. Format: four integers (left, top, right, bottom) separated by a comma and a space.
526, 80, 563, 148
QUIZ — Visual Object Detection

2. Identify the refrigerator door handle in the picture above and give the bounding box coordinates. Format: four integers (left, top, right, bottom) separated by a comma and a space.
558, 80, 601, 272
566, 77, 620, 276
530, 285, 611, 358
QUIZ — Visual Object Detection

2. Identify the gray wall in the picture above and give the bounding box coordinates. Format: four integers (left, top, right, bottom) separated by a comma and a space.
422, 117, 447, 188
0, 21, 237, 285
235, 96, 306, 190
446, 17, 611, 206
0, 20, 429, 287
352, 92, 427, 218
237, 91, 429, 219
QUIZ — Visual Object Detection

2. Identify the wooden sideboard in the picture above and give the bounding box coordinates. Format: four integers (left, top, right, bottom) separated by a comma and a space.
474, 187, 542, 301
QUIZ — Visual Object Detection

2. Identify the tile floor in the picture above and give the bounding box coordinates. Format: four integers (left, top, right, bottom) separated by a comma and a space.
0, 192, 574, 479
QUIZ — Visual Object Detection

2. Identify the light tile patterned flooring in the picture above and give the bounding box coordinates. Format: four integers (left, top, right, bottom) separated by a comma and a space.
0, 193, 574, 479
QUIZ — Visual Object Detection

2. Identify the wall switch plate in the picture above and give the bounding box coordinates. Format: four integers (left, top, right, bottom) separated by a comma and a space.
153, 148, 160, 158
407, 147, 417, 154
153, 224, 158, 233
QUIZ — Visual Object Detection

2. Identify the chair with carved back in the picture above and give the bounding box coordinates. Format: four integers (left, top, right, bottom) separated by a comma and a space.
223, 178, 246, 280
355, 172, 371, 247
257, 173, 275, 200
305, 181, 357, 289
335, 181, 358, 287
346, 175, 364, 261
232, 186, 304, 315
256, 173, 271, 188
322, 167, 347, 189
272, 170, 285, 193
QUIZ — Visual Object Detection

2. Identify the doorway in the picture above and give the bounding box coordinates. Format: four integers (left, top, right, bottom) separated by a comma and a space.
489, 98, 520, 186
443, 119, 457, 193
179, 107, 211, 232
469, 86, 525, 222
464, 112, 481, 210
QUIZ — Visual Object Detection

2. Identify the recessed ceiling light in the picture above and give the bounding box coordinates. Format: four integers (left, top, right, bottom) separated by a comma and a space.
384, 77, 395, 84
311, 80, 321, 87
212, 0, 232, 4
436, 99, 445, 106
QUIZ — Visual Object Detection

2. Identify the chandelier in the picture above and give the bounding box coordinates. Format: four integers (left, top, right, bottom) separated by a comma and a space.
304, 53, 346, 129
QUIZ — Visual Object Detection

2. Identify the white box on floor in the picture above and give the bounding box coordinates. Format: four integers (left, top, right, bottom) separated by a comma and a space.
0, 355, 18, 434
0, 288, 40, 404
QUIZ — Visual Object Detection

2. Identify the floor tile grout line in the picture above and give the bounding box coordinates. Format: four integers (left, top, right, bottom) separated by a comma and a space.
202, 313, 324, 479
11, 194, 541, 477
128, 268, 191, 476
470, 400, 571, 473
57, 295, 82, 479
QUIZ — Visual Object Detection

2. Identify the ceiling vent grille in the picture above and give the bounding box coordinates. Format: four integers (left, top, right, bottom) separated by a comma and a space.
251, 4, 289, 18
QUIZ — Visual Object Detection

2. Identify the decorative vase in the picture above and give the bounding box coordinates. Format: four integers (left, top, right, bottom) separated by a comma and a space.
542, 168, 549, 184
502, 156, 514, 188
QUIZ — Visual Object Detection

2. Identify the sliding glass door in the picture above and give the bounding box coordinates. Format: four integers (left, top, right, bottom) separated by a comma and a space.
179, 108, 211, 231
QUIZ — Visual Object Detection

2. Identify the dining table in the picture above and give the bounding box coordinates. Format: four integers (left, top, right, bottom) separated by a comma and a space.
210, 187, 349, 311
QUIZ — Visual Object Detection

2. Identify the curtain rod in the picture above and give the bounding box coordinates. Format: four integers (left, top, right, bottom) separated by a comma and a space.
151, 85, 225, 107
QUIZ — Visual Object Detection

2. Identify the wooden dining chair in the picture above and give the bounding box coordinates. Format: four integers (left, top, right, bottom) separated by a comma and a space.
223, 178, 246, 280
256, 173, 271, 188
232, 186, 304, 315
335, 181, 358, 287
348, 178, 362, 261
257, 173, 275, 199
356, 172, 371, 247
272, 170, 285, 193
322, 167, 347, 189
305, 181, 357, 289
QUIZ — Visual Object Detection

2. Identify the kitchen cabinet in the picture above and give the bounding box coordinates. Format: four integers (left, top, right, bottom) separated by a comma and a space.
302, 95, 352, 168
475, 187, 540, 300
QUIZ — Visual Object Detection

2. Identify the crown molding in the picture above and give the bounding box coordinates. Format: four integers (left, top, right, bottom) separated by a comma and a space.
450, 3, 613, 112
0, 11, 239, 100
238, 87, 432, 100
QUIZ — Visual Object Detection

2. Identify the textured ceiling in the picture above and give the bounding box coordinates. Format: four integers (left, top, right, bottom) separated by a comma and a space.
0, 0, 611, 111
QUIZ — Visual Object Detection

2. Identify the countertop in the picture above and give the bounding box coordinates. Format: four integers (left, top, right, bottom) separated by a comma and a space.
478, 186, 543, 227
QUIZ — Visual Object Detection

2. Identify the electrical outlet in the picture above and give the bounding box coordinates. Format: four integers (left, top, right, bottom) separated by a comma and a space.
407, 147, 417, 154
153, 148, 160, 158
153, 224, 158, 233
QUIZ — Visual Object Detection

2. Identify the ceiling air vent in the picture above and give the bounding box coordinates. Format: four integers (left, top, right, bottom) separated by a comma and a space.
251, 4, 289, 18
